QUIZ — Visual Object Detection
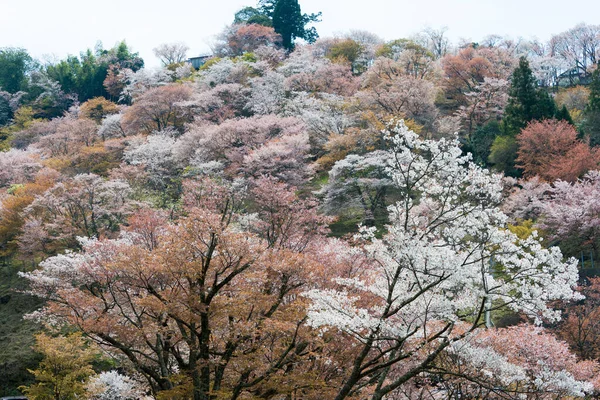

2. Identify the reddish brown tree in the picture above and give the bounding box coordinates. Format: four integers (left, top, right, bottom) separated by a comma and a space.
227, 24, 282, 56
516, 119, 600, 182
121, 84, 194, 134
22, 179, 335, 400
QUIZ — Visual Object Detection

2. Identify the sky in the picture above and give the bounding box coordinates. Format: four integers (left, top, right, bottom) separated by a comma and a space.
1, 0, 600, 68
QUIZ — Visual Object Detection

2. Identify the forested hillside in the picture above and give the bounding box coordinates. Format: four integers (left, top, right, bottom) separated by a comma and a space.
2, 1, 600, 398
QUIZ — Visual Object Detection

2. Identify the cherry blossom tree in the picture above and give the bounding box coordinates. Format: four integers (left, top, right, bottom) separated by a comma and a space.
98, 114, 126, 140
248, 176, 332, 251
305, 120, 581, 400
192, 83, 250, 123
241, 132, 312, 185
516, 119, 600, 182
199, 58, 251, 88
215, 24, 282, 57
21, 181, 332, 400
437, 325, 600, 398
0, 148, 41, 188
502, 176, 550, 222
284, 60, 359, 96
121, 84, 194, 134
86, 371, 147, 400
358, 58, 438, 126
19, 173, 135, 255
175, 115, 310, 184
124, 132, 179, 190
118, 67, 175, 102
442, 46, 516, 104
456, 77, 509, 134
538, 171, 600, 258
246, 70, 287, 115
549, 23, 600, 78
33, 117, 99, 157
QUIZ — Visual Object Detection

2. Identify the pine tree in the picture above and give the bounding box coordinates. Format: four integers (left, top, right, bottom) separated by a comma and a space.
272, 0, 320, 51
502, 57, 557, 136
583, 67, 600, 146
587, 67, 600, 113
556, 104, 574, 125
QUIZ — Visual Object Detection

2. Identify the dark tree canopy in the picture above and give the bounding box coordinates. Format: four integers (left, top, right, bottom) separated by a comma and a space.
588, 67, 600, 113
0, 48, 35, 94
502, 57, 558, 135
273, 0, 321, 50
583, 67, 600, 146
233, 6, 273, 26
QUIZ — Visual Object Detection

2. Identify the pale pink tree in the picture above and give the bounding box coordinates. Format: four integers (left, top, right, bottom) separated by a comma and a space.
121, 84, 195, 134
358, 58, 438, 126
242, 132, 312, 185
248, 176, 332, 251
439, 325, 600, 398
175, 115, 309, 184
33, 117, 99, 157
0, 149, 42, 187
19, 174, 136, 255
538, 171, 600, 258
192, 83, 250, 123
456, 77, 509, 134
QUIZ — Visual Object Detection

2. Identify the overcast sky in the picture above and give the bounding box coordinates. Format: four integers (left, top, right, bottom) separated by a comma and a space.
1, 0, 599, 68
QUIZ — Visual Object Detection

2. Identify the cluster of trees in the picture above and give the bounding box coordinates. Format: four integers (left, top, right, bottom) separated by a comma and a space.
2, 2, 600, 398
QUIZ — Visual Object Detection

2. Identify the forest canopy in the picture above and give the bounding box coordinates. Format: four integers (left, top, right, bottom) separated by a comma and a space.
2, 2, 600, 399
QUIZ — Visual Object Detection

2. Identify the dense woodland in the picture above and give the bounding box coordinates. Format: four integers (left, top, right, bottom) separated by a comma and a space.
2, 0, 600, 398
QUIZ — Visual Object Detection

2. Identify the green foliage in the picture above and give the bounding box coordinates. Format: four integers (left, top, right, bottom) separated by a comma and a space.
502, 57, 557, 136
489, 135, 521, 177
583, 68, 600, 147
327, 39, 363, 65
375, 39, 433, 61
199, 56, 222, 71
234, 6, 273, 26
555, 104, 574, 125
0, 97, 11, 128
507, 219, 536, 240
0, 106, 40, 150
272, 0, 321, 50
465, 120, 501, 166
240, 52, 258, 63
45, 41, 143, 103
20, 333, 97, 400
587, 67, 600, 113
0, 48, 35, 94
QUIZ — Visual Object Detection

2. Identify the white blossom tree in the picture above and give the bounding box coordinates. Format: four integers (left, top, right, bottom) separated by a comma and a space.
86, 371, 147, 400
305, 120, 582, 400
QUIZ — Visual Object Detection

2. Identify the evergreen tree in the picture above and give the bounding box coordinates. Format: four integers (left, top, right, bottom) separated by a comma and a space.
556, 104, 574, 125
0, 48, 35, 94
587, 67, 600, 113
465, 120, 502, 167
502, 57, 557, 136
233, 6, 272, 26
583, 67, 600, 146
271, 0, 321, 51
